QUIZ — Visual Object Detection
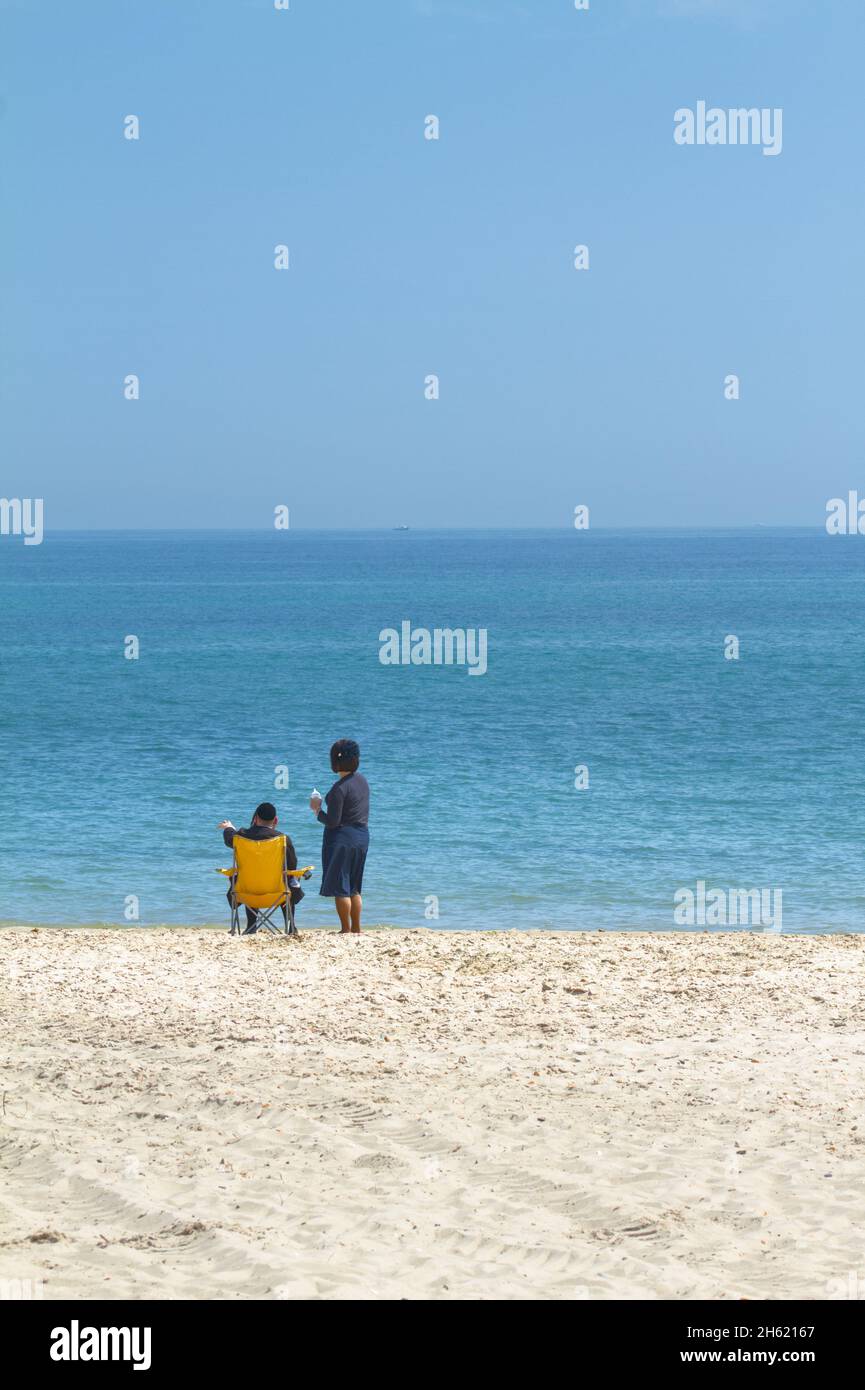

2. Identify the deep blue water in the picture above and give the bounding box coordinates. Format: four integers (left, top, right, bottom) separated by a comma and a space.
1, 528, 863, 931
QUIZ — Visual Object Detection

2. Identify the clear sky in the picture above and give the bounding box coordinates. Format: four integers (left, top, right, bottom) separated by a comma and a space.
2, 0, 863, 528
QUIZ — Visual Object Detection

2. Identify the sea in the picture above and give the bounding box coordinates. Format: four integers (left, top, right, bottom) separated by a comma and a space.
1, 527, 863, 932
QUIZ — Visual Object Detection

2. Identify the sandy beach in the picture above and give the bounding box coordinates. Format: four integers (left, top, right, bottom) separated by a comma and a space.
1, 927, 863, 1301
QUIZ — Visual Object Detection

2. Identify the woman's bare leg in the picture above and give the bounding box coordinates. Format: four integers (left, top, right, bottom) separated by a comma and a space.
335, 896, 352, 933
350, 894, 362, 933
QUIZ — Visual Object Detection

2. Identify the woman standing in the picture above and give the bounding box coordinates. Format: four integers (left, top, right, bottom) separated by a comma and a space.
310, 739, 370, 934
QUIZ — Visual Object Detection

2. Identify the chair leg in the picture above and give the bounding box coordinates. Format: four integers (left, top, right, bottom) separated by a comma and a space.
255, 906, 282, 936
232, 901, 292, 937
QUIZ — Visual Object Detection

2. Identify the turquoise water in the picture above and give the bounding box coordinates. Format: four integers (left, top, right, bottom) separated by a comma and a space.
1, 528, 863, 932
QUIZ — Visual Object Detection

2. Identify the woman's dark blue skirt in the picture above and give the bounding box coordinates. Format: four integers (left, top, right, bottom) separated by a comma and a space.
320, 824, 369, 897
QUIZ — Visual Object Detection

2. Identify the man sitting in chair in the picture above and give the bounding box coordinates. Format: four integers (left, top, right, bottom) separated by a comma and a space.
217, 802, 303, 934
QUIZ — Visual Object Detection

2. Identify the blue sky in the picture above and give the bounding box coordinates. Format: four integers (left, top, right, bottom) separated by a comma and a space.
2, 0, 863, 528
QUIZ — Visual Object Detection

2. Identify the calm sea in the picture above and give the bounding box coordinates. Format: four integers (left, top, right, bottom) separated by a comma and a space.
1, 528, 863, 932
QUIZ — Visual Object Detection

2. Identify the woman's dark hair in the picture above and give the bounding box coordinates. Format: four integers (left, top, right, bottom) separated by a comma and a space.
330, 738, 360, 773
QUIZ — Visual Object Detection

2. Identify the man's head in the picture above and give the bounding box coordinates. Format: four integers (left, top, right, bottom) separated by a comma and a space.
252, 801, 278, 827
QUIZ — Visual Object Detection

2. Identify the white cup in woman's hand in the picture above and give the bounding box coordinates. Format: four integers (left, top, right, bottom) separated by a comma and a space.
310, 790, 322, 812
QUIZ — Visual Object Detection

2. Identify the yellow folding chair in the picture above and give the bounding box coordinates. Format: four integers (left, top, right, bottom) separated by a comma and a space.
216, 836, 313, 937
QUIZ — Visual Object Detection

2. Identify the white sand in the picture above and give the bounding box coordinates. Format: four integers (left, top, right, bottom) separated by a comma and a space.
1, 927, 863, 1300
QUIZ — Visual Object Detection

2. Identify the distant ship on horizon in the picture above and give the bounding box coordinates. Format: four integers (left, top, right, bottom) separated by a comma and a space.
393, 524, 410, 531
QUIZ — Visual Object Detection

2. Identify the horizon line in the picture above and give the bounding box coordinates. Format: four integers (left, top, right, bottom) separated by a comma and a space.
35, 523, 828, 534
